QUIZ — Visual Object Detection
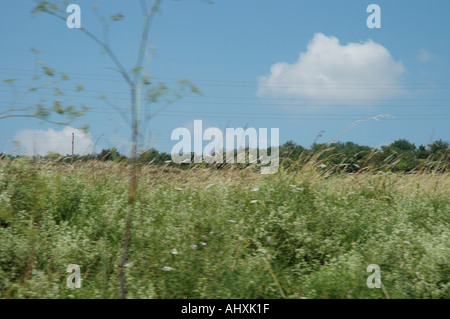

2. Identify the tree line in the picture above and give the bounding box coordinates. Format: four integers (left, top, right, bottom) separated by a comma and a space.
1, 138, 448, 173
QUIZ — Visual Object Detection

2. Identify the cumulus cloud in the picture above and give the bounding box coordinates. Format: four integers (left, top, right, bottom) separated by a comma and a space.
257, 33, 406, 104
15, 126, 93, 156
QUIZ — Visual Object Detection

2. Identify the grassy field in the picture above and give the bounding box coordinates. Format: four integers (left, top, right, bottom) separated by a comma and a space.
0, 159, 448, 299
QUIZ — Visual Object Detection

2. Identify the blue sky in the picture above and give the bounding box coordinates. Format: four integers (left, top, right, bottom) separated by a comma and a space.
0, 0, 449, 156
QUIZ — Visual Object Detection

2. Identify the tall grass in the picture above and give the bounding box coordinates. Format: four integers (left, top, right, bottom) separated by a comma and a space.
0, 156, 448, 298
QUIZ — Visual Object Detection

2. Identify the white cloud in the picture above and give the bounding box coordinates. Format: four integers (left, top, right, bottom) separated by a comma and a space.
15, 126, 93, 156
257, 33, 406, 104
417, 49, 432, 62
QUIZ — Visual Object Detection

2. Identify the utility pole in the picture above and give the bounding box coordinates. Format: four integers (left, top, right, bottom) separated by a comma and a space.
71, 132, 74, 164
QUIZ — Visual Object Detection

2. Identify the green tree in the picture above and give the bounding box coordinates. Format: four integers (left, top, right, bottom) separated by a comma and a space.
428, 139, 449, 159
416, 145, 429, 160
381, 139, 418, 171
138, 148, 171, 164
389, 139, 416, 152
97, 147, 126, 162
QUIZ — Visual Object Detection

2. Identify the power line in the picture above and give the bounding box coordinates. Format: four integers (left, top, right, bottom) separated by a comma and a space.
2, 47, 450, 67
2, 67, 450, 88
0, 94, 449, 107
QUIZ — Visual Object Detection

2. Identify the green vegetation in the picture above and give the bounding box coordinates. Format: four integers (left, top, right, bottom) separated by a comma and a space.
0, 156, 448, 299
3, 138, 448, 173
